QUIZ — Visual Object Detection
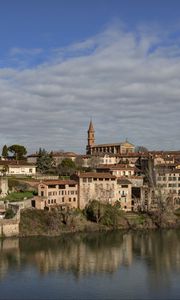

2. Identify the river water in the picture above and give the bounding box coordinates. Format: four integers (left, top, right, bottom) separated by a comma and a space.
0, 230, 180, 300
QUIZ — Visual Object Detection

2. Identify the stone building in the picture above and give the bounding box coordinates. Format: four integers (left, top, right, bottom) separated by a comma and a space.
72, 172, 118, 209
117, 178, 132, 211
86, 120, 135, 155
35, 180, 78, 210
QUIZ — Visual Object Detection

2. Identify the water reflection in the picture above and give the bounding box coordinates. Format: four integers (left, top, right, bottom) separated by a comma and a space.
0, 230, 180, 285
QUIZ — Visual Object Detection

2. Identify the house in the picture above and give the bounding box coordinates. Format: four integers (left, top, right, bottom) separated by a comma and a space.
72, 172, 118, 209
35, 180, 78, 210
0, 161, 36, 176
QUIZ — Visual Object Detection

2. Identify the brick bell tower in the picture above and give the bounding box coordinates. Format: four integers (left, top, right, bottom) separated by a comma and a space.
86, 120, 95, 154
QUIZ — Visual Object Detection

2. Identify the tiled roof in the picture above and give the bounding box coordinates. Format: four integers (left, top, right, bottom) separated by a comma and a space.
117, 178, 132, 185
40, 180, 77, 186
91, 141, 134, 147
0, 160, 36, 166
78, 172, 116, 179
97, 164, 135, 170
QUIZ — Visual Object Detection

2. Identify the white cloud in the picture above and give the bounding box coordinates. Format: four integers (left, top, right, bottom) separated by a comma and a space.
0, 24, 180, 154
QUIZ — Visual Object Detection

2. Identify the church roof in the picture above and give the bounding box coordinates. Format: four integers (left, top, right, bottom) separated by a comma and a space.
91, 141, 134, 148
88, 120, 94, 132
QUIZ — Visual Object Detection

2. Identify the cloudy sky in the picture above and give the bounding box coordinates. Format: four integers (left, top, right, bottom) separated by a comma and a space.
0, 0, 180, 154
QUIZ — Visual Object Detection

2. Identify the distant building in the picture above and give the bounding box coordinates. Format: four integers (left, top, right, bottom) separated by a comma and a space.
0, 161, 36, 176
86, 120, 135, 155
27, 152, 78, 166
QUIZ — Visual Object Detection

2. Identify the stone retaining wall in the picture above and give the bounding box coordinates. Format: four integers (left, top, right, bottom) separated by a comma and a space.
0, 219, 19, 237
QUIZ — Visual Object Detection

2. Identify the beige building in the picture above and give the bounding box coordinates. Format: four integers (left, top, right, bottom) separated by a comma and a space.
156, 169, 180, 208
72, 172, 118, 209
35, 180, 78, 209
86, 121, 135, 155
0, 161, 36, 176
96, 164, 137, 178
117, 179, 132, 211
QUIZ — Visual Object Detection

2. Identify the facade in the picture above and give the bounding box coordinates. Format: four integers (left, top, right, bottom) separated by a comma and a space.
96, 164, 137, 177
86, 121, 135, 155
72, 172, 118, 209
117, 179, 132, 211
156, 169, 180, 205
0, 160, 36, 176
36, 180, 78, 209
0, 161, 36, 176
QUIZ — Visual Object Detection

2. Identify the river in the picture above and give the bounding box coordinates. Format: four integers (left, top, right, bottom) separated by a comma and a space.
0, 230, 180, 299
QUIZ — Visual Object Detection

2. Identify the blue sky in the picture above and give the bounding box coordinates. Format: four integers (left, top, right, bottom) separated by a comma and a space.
0, 0, 180, 153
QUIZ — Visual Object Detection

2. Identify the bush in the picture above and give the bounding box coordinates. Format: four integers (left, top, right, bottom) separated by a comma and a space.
5, 208, 15, 219
85, 200, 123, 228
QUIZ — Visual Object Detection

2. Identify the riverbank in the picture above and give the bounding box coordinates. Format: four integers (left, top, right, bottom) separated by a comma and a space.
19, 207, 180, 237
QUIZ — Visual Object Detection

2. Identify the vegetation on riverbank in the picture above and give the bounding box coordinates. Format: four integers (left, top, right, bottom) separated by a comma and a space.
19, 200, 180, 237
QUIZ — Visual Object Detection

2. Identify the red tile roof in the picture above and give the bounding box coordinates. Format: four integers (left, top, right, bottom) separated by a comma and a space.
40, 180, 77, 186
78, 172, 116, 179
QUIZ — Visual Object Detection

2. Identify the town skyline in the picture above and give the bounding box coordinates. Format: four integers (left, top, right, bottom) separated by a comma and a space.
0, 0, 180, 153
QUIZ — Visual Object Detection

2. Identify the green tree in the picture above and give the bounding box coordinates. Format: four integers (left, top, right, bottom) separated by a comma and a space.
2, 145, 8, 158
57, 158, 77, 176
37, 148, 55, 174
8, 144, 27, 160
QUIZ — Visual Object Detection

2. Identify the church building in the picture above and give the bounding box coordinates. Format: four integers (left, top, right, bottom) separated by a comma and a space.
86, 120, 135, 155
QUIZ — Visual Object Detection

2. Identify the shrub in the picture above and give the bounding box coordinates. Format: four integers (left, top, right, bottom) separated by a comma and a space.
5, 208, 16, 219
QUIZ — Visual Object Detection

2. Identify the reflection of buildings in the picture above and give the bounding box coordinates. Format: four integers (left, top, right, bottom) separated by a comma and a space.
0, 231, 180, 287
0, 238, 20, 279
22, 233, 133, 277
132, 231, 180, 289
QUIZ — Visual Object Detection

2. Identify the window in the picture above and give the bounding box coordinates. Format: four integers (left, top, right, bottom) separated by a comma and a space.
59, 185, 65, 189
62, 197, 64, 202
41, 191, 44, 197
48, 199, 50, 204
88, 178, 92, 183
83, 178, 87, 183
69, 198, 71, 202
73, 197, 76, 202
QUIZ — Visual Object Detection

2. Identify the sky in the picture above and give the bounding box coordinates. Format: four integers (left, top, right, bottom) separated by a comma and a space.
0, 0, 180, 154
